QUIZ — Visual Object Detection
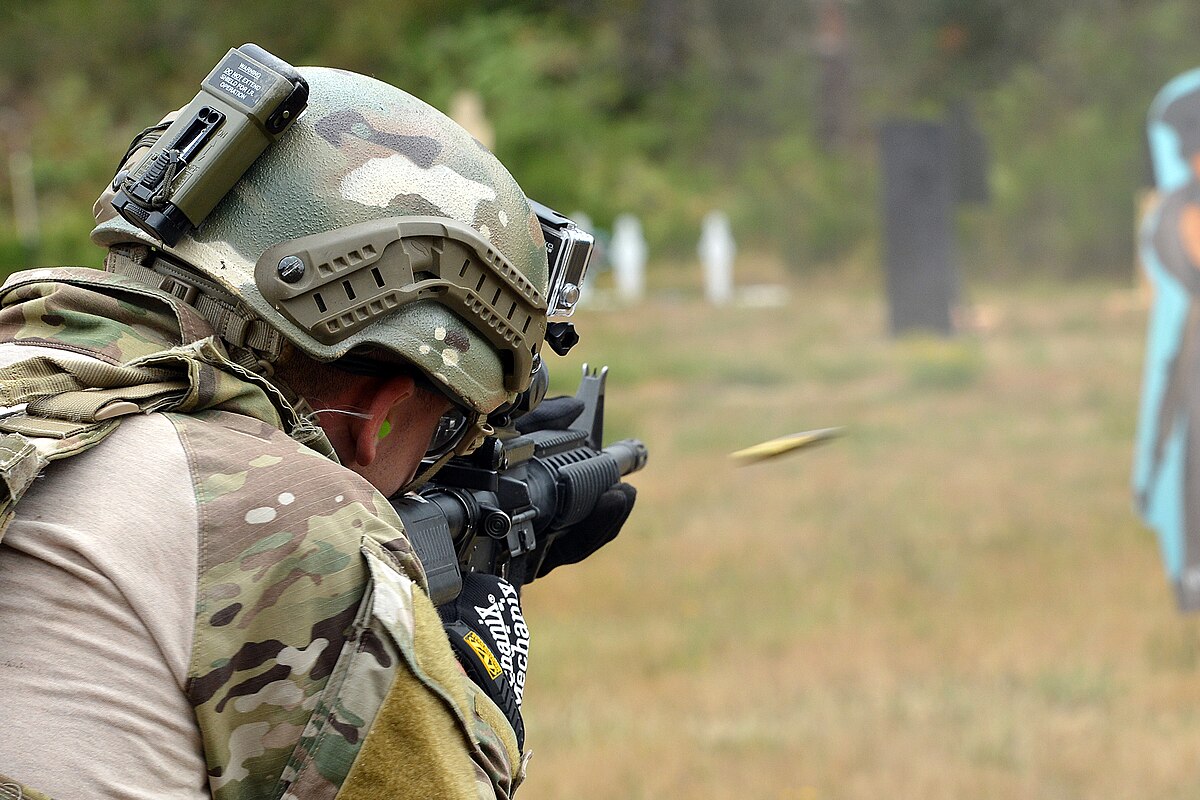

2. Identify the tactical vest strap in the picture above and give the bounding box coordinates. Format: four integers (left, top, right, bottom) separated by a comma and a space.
0, 774, 56, 800
0, 354, 178, 409
0, 416, 110, 439
106, 246, 285, 364
0, 431, 46, 543
26, 379, 190, 423
0, 359, 78, 406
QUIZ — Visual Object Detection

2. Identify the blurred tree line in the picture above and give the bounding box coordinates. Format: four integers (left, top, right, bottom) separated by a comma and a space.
0, 0, 1197, 278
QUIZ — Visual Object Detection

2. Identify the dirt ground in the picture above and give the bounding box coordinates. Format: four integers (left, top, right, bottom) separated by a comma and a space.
517, 269, 1200, 799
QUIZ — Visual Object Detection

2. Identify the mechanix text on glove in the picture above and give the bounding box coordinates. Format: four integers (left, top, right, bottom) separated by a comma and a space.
441, 573, 530, 747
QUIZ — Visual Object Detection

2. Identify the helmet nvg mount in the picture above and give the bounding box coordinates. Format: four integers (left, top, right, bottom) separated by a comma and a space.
93, 43, 595, 418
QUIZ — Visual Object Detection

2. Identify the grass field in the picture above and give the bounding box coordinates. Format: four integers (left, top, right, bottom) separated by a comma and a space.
516, 264, 1200, 799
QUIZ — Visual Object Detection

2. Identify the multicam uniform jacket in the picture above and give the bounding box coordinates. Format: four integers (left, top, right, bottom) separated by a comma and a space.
0, 268, 522, 799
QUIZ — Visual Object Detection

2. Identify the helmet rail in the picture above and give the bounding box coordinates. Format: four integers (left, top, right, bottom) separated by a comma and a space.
255, 216, 548, 393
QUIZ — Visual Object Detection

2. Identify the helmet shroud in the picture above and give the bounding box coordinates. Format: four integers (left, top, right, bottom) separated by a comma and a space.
94, 66, 549, 415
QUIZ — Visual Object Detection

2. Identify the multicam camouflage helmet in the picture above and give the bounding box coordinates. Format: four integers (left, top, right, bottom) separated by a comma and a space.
92, 66, 549, 415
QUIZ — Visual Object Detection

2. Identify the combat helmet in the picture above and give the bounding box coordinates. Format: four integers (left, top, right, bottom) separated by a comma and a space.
93, 61, 550, 419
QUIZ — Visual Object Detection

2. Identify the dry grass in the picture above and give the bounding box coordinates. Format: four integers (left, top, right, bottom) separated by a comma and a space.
518, 265, 1200, 799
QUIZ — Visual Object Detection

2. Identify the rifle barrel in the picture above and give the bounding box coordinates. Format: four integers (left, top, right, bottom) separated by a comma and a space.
604, 438, 648, 476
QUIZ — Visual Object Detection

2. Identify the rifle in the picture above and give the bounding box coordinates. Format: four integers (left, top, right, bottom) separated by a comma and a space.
392, 364, 648, 606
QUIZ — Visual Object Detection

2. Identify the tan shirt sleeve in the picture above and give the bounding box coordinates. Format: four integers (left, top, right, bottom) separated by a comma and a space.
0, 412, 208, 799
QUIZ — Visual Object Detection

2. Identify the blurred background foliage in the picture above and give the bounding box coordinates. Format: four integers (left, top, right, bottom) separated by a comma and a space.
0, 0, 1197, 278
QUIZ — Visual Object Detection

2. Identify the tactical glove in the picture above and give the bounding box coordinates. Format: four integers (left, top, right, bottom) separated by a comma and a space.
514, 394, 587, 433
441, 573, 529, 749
516, 396, 638, 581
534, 480, 635, 579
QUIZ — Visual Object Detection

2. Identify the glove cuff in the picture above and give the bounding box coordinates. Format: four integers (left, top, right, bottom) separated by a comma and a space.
444, 620, 525, 749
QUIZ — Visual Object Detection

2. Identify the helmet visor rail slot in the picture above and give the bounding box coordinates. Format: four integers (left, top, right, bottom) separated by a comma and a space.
256, 216, 548, 394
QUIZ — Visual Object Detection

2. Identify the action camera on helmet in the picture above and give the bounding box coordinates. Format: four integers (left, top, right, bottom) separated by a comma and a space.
528, 200, 595, 321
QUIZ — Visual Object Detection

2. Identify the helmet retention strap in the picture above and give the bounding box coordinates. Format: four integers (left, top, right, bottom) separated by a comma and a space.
105, 245, 286, 374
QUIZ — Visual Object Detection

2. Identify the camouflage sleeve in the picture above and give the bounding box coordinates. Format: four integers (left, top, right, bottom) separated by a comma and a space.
335, 577, 525, 800
169, 409, 521, 799
463, 680, 530, 797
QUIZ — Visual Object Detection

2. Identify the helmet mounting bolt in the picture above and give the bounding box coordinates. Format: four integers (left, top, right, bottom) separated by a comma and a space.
277, 255, 305, 284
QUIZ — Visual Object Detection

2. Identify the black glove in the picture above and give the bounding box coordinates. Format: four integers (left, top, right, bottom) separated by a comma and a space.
516, 396, 638, 581
440, 573, 529, 749
514, 394, 587, 433
534, 481, 636, 579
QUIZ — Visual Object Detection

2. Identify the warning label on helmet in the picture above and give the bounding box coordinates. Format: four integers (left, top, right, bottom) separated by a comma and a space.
204, 51, 275, 111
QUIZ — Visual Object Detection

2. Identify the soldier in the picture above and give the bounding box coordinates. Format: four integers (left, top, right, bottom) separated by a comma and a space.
0, 52, 628, 799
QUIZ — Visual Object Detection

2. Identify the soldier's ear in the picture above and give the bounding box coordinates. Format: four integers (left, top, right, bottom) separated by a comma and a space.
353, 374, 417, 467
